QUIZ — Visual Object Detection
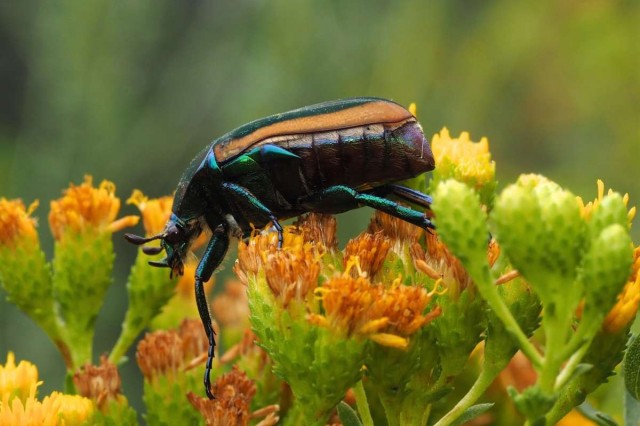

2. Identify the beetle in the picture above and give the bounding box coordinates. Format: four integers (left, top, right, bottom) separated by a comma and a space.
125, 97, 436, 399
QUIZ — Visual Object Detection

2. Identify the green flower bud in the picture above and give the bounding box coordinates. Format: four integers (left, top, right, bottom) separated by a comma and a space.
587, 192, 630, 239
432, 179, 489, 274
492, 175, 585, 307
581, 224, 633, 318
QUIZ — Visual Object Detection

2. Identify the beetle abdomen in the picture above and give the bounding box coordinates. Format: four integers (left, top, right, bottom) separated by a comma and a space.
254, 119, 434, 203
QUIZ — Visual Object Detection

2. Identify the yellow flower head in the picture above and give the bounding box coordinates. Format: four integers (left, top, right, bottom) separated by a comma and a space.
49, 175, 139, 240
603, 246, 640, 334
431, 128, 495, 190
0, 352, 40, 403
309, 268, 440, 349
0, 384, 94, 426
127, 189, 173, 236
0, 199, 39, 248
577, 179, 637, 226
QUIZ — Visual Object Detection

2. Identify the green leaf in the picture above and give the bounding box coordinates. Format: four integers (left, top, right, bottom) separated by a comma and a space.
624, 334, 640, 400
450, 403, 494, 426
576, 402, 618, 426
337, 401, 363, 426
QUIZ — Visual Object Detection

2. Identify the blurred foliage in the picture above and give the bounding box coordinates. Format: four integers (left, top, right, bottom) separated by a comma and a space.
0, 0, 638, 416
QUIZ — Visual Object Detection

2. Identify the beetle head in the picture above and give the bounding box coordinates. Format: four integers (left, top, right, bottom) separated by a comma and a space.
124, 214, 203, 277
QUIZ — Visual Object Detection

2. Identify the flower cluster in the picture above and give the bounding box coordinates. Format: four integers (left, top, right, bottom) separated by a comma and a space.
0, 352, 95, 425
0, 124, 637, 425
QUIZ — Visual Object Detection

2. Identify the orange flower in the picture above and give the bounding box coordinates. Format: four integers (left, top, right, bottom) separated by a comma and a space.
127, 189, 172, 236
343, 232, 391, 279
49, 175, 138, 240
309, 267, 440, 349
0, 198, 39, 247
603, 246, 640, 333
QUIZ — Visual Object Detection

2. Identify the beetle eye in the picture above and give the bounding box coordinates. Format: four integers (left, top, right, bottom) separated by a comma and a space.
164, 224, 184, 244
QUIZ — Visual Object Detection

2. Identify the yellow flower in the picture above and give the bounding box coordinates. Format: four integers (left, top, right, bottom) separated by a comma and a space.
0, 198, 39, 247
309, 267, 440, 349
603, 246, 640, 333
0, 352, 40, 403
577, 179, 637, 226
431, 128, 495, 189
127, 189, 173, 236
48, 175, 138, 240
0, 383, 94, 426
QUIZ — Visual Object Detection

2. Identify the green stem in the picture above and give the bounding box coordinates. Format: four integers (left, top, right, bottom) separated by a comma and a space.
433, 366, 499, 426
353, 381, 374, 426
554, 343, 589, 389
109, 324, 136, 364
471, 265, 543, 368
379, 393, 401, 426
399, 397, 431, 426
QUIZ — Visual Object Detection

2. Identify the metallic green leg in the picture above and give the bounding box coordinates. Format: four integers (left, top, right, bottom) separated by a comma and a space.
221, 182, 285, 247
195, 224, 229, 399
313, 185, 433, 230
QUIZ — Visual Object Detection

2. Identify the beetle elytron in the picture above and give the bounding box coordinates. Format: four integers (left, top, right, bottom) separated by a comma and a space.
125, 97, 436, 399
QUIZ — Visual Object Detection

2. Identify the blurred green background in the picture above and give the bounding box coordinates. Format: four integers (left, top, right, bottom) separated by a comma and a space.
0, 0, 638, 415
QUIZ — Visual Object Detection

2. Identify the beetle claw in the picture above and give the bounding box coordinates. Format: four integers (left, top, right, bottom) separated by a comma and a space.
148, 259, 170, 268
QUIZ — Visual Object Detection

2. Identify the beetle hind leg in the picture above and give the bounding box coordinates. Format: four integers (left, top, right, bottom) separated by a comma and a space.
304, 185, 434, 230
382, 184, 433, 209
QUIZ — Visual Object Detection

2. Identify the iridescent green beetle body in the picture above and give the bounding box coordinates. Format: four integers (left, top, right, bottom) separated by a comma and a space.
126, 97, 435, 398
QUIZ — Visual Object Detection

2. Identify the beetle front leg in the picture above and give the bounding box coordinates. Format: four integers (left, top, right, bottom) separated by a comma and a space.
195, 224, 230, 399
221, 182, 285, 248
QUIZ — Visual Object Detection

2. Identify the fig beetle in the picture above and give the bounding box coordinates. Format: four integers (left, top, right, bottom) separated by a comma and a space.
125, 97, 435, 399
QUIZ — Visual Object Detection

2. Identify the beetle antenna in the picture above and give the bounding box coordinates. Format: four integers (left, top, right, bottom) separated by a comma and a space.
124, 233, 165, 246
142, 246, 164, 255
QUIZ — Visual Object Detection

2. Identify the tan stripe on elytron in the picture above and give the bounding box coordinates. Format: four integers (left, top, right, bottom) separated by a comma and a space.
214, 100, 413, 162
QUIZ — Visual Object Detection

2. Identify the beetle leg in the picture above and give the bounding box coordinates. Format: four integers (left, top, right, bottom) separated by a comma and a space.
221, 182, 284, 248
382, 184, 433, 210
195, 224, 230, 399
307, 185, 434, 230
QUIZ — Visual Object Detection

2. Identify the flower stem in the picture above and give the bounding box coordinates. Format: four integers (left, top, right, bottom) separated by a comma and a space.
433, 365, 499, 426
472, 265, 543, 368
353, 381, 374, 426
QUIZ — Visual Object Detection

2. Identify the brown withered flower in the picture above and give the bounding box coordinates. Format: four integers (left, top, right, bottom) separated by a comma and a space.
73, 356, 123, 411
295, 213, 338, 250
136, 330, 184, 381
187, 366, 279, 426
